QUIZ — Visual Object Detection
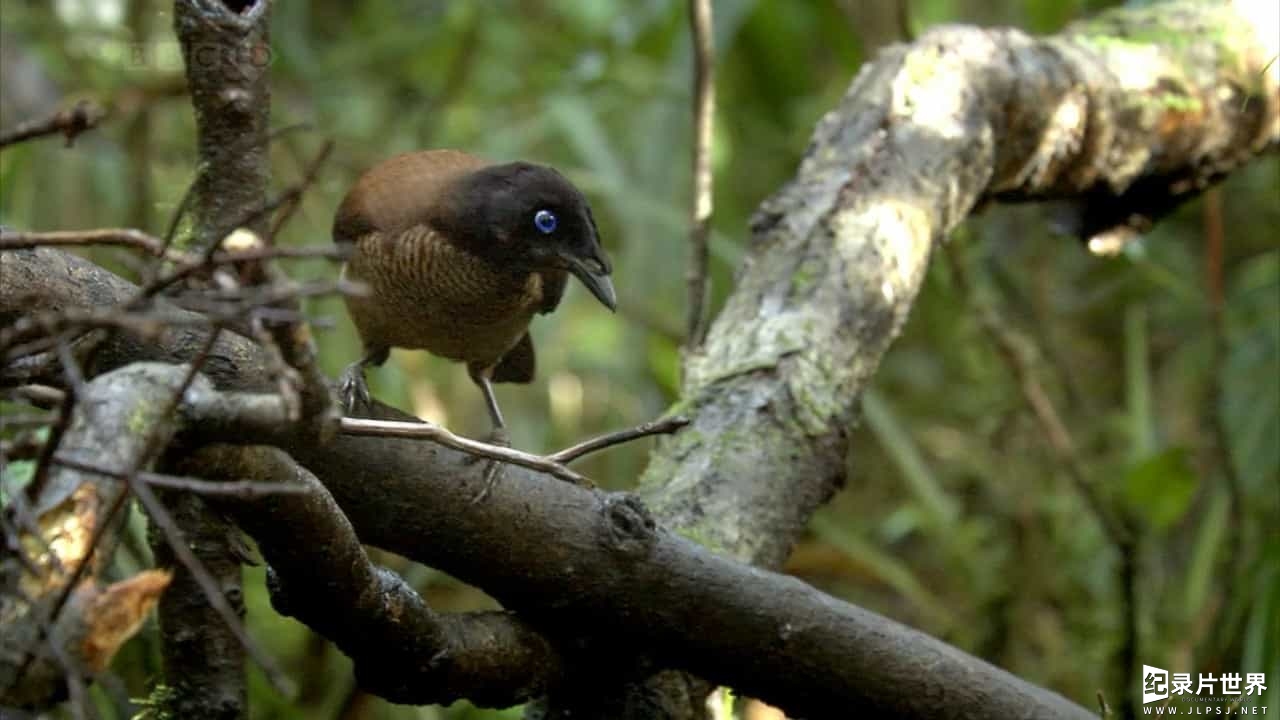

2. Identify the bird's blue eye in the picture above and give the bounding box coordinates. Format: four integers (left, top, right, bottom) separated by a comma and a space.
534, 209, 558, 234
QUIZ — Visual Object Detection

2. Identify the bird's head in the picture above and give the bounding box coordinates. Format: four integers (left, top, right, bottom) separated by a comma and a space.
441, 161, 616, 312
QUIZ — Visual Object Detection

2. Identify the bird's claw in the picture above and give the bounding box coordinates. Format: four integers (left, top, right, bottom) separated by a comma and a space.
470, 459, 505, 504
468, 427, 510, 503
338, 362, 371, 414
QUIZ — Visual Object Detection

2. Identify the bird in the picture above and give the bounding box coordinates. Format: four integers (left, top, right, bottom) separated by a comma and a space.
333, 149, 616, 454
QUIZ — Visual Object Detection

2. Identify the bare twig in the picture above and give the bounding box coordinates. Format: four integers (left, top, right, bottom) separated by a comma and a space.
684, 0, 716, 349
0, 228, 190, 262
943, 243, 1128, 545
0, 100, 106, 150
1200, 187, 1246, 660
548, 415, 690, 465
0, 227, 340, 287
136, 243, 345, 302
339, 417, 592, 487
339, 414, 688, 488
5, 385, 67, 407
267, 140, 334, 243
51, 455, 310, 498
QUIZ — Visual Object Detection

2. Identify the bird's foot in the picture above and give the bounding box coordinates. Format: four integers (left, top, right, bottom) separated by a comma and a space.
485, 427, 511, 449
463, 427, 511, 462
470, 459, 506, 504
468, 427, 511, 504
338, 361, 371, 414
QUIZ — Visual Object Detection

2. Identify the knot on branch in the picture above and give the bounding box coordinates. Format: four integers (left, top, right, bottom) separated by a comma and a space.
600, 493, 656, 558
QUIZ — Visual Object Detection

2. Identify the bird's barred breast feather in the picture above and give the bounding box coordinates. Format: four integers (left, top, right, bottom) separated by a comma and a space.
341, 225, 545, 365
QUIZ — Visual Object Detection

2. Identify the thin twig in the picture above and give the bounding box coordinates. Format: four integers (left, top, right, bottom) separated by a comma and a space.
157, 173, 198, 262
943, 243, 1128, 545
684, 0, 716, 349
339, 417, 592, 487
1, 309, 187, 362
51, 455, 311, 498
0, 228, 190, 262
267, 140, 334, 243
24, 359, 77, 507
0, 227, 341, 283
199, 140, 334, 266
5, 384, 67, 407
1201, 187, 1246, 659
548, 415, 690, 465
0, 100, 106, 150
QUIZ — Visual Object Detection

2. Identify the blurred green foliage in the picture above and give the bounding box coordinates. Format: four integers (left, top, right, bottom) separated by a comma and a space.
1, 0, 1276, 718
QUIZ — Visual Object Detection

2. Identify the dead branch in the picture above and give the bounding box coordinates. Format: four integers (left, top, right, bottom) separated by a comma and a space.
684, 0, 716, 349
546, 415, 690, 465
0, 101, 105, 150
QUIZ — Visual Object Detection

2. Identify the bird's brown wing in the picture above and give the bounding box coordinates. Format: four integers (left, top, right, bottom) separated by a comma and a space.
333, 150, 488, 243
490, 331, 536, 384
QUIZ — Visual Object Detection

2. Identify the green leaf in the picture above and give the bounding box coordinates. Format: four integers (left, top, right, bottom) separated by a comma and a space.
1121, 447, 1198, 529
1183, 489, 1229, 621
0, 459, 37, 505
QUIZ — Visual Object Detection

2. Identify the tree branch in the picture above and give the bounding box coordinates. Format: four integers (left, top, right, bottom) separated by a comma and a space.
684, 0, 716, 348
178, 444, 564, 708
0, 100, 105, 150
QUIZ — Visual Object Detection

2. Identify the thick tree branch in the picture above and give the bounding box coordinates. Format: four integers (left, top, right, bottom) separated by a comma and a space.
153, 1, 296, 714
647, 0, 1279, 573
178, 444, 564, 708
175, 0, 333, 434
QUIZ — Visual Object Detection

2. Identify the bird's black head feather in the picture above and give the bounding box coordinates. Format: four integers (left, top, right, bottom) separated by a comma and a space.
436, 161, 616, 310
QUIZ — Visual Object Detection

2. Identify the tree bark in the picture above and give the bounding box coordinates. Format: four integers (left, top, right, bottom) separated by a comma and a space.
144, 1, 274, 716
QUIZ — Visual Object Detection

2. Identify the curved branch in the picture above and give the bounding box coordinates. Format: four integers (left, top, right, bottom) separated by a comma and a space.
645, 0, 1280, 571
178, 444, 563, 708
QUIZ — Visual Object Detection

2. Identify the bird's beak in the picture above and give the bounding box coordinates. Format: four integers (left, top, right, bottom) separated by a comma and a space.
563, 253, 617, 312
